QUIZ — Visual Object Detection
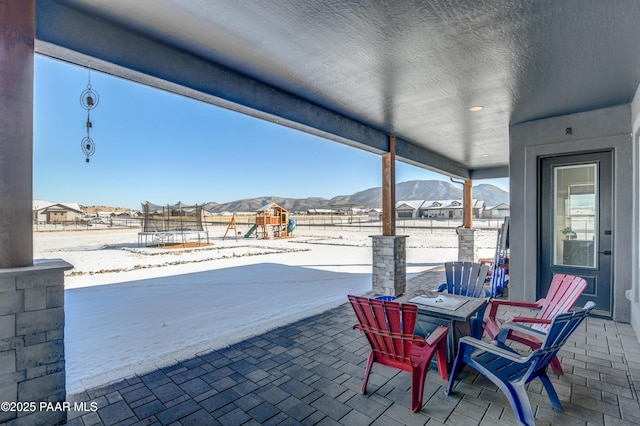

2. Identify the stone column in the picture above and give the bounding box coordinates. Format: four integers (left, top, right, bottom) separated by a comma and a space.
371, 235, 407, 296
457, 228, 477, 263
0, 3, 74, 424
0, 259, 72, 425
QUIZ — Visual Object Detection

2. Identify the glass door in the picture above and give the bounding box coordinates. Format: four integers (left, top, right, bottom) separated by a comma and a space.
553, 164, 597, 268
539, 151, 613, 317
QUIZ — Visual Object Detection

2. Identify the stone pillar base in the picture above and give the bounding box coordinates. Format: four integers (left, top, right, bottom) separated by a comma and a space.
457, 228, 477, 263
371, 235, 407, 297
0, 259, 73, 426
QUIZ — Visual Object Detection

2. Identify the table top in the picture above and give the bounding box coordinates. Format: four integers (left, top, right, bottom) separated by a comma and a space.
409, 292, 488, 322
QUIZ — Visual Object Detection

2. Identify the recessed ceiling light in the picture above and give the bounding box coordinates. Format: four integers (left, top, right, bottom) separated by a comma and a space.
481, 154, 489, 157
469, 105, 484, 112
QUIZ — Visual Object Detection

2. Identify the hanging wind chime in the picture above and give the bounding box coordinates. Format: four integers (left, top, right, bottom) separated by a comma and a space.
80, 69, 100, 163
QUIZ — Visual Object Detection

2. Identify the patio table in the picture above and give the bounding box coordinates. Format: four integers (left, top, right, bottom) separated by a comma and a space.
409, 292, 488, 371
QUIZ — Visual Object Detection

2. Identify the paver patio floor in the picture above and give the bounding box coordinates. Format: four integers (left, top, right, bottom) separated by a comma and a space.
66, 270, 640, 425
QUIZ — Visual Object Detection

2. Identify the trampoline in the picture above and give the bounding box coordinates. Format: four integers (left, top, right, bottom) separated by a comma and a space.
138, 201, 209, 246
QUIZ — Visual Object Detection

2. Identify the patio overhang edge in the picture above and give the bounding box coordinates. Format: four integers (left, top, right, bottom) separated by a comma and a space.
35, 0, 472, 179
469, 166, 510, 180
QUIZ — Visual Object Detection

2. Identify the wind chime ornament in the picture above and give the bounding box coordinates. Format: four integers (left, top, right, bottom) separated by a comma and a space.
80, 69, 100, 163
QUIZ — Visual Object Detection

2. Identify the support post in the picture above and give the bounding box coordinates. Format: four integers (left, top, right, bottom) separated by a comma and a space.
382, 136, 396, 236
458, 179, 477, 262
463, 179, 473, 229
0, 0, 35, 268
0, 4, 73, 425
371, 136, 405, 296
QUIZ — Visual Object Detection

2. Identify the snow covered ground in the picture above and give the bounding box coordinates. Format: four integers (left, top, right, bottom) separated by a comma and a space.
33, 226, 497, 394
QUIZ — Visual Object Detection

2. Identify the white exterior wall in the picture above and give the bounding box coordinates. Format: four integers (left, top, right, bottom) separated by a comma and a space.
35, 210, 47, 223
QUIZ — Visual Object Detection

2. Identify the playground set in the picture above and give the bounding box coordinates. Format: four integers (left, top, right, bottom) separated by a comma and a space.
223, 203, 296, 240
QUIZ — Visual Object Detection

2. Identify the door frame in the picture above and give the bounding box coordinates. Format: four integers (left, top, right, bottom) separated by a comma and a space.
538, 151, 613, 316
509, 105, 633, 323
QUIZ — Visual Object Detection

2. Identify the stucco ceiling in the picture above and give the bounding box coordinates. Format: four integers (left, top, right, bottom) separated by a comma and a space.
35, 0, 640, 179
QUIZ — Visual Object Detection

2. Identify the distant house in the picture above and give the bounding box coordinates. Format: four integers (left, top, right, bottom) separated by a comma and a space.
421, 200, 460, 218
113, 211, 137, 217
418, 199, 485, 219
367, 208, 382, 219
483, 203, 510, 219
472, 199, 486, 218
395, 200, 425, 218
33, 200, 83, 224
306, 208, 332, 215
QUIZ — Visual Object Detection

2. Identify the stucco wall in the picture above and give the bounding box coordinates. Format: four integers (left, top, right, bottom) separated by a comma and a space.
509, 104, 633, 322
630, 86, 640, 338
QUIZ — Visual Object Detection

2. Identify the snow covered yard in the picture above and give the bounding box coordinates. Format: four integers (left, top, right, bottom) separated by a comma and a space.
34, 226, 496, 393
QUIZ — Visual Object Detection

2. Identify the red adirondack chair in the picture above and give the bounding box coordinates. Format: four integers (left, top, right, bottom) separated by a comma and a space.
348, 295, 449, 412
483, 274, 587, 375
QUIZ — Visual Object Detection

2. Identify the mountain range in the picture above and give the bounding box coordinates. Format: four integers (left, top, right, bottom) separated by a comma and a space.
205, 180, 509, 213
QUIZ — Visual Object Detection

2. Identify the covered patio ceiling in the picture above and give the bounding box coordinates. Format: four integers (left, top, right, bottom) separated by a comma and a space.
35, 0, 640, 179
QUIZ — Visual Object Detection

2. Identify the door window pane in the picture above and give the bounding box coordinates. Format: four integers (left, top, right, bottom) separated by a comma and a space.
553, 164, 597, 267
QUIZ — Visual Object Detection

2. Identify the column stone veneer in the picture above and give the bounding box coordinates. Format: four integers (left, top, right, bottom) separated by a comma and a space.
0, 3, 74, 425
371, 235, 407, 296
0, 259, 72, 425
457, 228, 477, 263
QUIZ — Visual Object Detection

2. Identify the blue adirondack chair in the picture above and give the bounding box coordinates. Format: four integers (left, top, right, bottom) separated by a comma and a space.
484, 217, 510, 297
437, 261, 490, 338
490, 258, 508, 298
437, 261, 491, 297
445, 302, 596, 426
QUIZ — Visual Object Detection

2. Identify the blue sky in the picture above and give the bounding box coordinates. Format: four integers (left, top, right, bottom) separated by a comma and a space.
34, 56, 508, 210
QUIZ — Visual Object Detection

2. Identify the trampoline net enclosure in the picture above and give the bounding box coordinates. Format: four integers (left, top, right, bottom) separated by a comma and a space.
141, 202, 205, 232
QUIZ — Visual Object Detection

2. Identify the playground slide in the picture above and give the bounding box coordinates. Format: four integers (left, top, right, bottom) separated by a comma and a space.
287, 217, 296, 234
244, 223, 257, 238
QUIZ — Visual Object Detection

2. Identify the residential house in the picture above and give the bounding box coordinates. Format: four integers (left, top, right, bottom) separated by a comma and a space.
483, 203, 511, 219
395, 200, 424, 218
306, 208, 333, 215
419, 199, 485, 219
33, 200, 83, 224
367, 208, 382, 219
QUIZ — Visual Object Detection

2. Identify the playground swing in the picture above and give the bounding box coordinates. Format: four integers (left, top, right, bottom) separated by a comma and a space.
223, 216, 239, 241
